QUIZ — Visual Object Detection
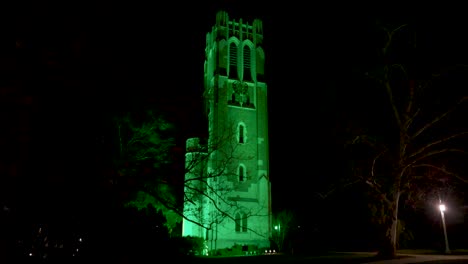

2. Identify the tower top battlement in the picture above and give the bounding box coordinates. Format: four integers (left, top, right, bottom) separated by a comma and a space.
186, 137, 202, 153
206, 10, 263, 47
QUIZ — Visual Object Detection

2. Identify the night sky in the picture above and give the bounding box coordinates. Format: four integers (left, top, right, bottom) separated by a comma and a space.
9, 1, 468, 249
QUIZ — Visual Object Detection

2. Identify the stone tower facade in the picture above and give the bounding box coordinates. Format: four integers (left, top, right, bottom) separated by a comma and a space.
182, 10, 271, 253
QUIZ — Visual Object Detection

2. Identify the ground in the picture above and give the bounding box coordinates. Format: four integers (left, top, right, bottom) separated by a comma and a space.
186, 250, 468, 264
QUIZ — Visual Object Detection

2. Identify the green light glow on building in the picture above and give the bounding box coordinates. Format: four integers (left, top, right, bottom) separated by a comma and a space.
183, 10, 272, 253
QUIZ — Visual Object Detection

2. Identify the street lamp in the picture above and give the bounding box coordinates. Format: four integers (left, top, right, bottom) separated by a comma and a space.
274, 224, 280, 232
439, 203, 451, 254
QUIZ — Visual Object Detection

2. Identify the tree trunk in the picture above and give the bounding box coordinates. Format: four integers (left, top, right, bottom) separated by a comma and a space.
378, 192, 400, 259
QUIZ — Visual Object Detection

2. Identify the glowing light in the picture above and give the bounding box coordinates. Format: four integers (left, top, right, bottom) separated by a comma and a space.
439, 202, 450, 254
439, 204, 446, 212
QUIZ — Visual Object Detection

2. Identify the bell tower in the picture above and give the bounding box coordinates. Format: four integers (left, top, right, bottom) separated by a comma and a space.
183, 10, 271, 253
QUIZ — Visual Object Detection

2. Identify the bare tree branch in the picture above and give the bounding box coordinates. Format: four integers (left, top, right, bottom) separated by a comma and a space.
408, 148, 466, 165
408, 132, 468, 160
314, 179, 361, 200
411, 163, 468, 184
404, 108, 420, 130
405, 78, 415, 115
365, 180, 392, 205
382, 24, 408, 55
411, 97, 468, 140
372, 149, 387, 178
384, 73, 403, 129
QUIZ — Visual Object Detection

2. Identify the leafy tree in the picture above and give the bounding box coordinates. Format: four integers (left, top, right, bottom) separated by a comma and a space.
109, 108, 180, 233
108, 107, 269, 248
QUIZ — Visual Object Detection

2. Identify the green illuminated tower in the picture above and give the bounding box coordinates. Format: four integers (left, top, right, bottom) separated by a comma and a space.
183, 10, 272, 253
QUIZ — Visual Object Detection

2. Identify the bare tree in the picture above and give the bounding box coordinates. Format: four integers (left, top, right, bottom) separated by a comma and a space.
337, 23, 468, 258
183, 121, 270, 245
112, 112, 269, 247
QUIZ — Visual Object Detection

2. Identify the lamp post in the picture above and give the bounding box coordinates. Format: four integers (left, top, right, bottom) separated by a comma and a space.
439, 203, 451, 254
273, 224, 281, 253
274, 224, 280, 232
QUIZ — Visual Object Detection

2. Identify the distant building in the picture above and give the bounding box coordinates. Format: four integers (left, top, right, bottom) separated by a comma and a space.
182, 10, 272, 253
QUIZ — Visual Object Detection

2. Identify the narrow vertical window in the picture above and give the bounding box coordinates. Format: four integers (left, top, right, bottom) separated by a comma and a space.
235, 213, 241, 232
242, 213, 247, 232
229, 43, 238, 79
243, 46, 252, 81
239, 166, 244, 182
239, 125, 244, 143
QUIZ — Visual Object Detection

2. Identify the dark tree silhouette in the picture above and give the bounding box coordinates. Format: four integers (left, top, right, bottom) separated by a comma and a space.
319, 22, 468, 259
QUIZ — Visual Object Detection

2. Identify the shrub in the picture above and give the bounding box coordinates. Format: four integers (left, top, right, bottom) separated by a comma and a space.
169, 236, 206, 256
210, 243, 264, 256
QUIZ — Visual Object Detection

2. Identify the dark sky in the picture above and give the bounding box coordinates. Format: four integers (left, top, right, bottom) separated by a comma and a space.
12, 2, 468, 231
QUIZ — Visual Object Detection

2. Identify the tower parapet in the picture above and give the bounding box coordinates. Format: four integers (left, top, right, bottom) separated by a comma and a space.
207, 10, 263, 47
186, 137, 202, 153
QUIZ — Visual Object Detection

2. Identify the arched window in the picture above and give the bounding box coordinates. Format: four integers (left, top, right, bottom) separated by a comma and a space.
243, 45, 252, 81
238, 164, 247, 182
239, 166, 244, 181
229, 42, 238, 79
235, 212, 241, 232
239, 124, 244, 143
235, 212, 248, 232
242, 213, 247, 232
